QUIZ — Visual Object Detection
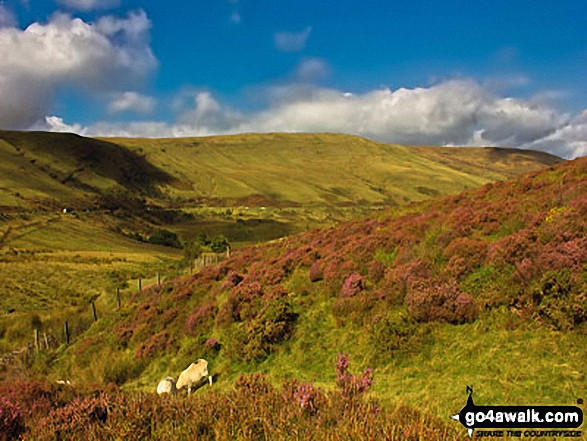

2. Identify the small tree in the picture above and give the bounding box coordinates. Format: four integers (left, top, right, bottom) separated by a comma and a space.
183, 240, 202, 262
211, 235, 230, 253
198, 232, 211, 246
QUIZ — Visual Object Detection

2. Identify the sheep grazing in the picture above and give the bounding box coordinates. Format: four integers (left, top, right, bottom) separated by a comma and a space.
156, 376, 178, 396
176, 359, 212, 395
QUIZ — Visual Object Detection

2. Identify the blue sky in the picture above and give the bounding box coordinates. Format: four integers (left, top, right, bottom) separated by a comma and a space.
0, 0, 586, 157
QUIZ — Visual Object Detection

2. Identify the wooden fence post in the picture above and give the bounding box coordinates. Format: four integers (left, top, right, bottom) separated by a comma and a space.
117, 287, 121, 309
138, 278, 142, 292
91, 301, 98, 322
64, 321, 70, 345
44, 332, 49, 350
34, 329, 40, 355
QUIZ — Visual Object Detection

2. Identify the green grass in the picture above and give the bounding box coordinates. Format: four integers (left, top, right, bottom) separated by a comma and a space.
112, 133, 562, 207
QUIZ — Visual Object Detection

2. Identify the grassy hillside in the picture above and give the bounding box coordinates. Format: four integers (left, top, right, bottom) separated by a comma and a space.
111, 133, 562, 207
38, 155, 586, 425
1, 130, 561, 212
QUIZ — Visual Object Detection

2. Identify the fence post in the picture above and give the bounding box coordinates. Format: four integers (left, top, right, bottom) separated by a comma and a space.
34, 329, 40, 355
91, 301, 98, 322
117, 287, 121, 309
64, 320, 70, 345
138, 278, 142, 292
44, 332, 49, 350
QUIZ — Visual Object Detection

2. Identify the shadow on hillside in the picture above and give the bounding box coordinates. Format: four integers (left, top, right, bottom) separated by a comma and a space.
0, 130, 179, 195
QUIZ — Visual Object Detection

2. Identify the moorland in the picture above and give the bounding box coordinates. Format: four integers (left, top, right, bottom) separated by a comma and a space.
0, 130, 583, 440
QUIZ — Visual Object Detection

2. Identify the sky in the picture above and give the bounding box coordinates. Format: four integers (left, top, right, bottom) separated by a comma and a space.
0, 0, 586, 158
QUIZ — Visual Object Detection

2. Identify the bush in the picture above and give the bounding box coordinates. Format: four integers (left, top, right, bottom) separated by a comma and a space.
210, 235, 230, 253
0, 394, 24, 441
309, 260, 323, 282
184, 303, 218, 336
147, 229, 181, 248
341, 272, 364, 297
367, 313, 429, 361
528, 269, 587, 330
406, 279, 478, 324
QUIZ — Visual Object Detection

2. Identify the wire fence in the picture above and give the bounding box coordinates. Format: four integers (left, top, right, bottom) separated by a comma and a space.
0, 250, 229, 371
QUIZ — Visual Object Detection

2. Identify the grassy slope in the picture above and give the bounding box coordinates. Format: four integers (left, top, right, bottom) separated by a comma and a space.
0, 130, 563, 211
49, 156, 586, 420
111, 133, 563, 207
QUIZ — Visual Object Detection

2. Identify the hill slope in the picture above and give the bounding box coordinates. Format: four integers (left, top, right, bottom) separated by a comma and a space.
112, 133, 562, 207
0, 130, 562, 211
54, 155, 586, 417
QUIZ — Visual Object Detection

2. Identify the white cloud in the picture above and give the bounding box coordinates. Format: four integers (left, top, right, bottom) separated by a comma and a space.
56, 0, 120, 11
0, 10, 157, 129
108, 91, 156, 114
42, 116, 87, 134
521, 111, 587, 159
274, 26, 312, 52
295, 58, 330, 82
0, 5, 17, 28
49, 79, 586, 159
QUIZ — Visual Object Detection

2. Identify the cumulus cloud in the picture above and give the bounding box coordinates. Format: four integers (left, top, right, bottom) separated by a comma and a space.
0, 10, 157, 129
50, 79, 586, 159
42, 116, 87, 134
274, 26, 312, 52
521, 111, 587, 158
108, 91, 156, 114
56, 0, 121, 11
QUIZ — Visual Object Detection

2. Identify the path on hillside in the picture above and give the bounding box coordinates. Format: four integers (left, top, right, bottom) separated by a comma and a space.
0, 215, 61, 248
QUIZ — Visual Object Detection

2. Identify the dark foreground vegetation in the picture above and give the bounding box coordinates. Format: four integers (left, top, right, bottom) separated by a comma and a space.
0, 355, 462, 441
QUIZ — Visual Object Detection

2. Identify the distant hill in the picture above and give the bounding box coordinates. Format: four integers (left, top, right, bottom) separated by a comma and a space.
111, 133, 563, 207
0, 130, 562, 211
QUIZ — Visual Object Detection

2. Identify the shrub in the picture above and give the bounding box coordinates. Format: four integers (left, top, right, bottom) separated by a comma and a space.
528, 269, 587, 330
32, 393, 110, 440
135, 331, 173, 359
406, 279, 478, 324
331, 294, 378, 327
334, 353, 374, 403
0, 394, 24, 441
221, 270, 244, 289
210, 235, 230, 253
341, 272, 364, 297
309, 260, 323, 282
147, 229, 181, 248
367, 313, 429, 361
184, 303, 218, 335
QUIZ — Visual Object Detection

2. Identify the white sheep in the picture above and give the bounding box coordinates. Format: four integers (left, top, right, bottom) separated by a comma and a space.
156, 376, 178, 396
176, 359, 212, 395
